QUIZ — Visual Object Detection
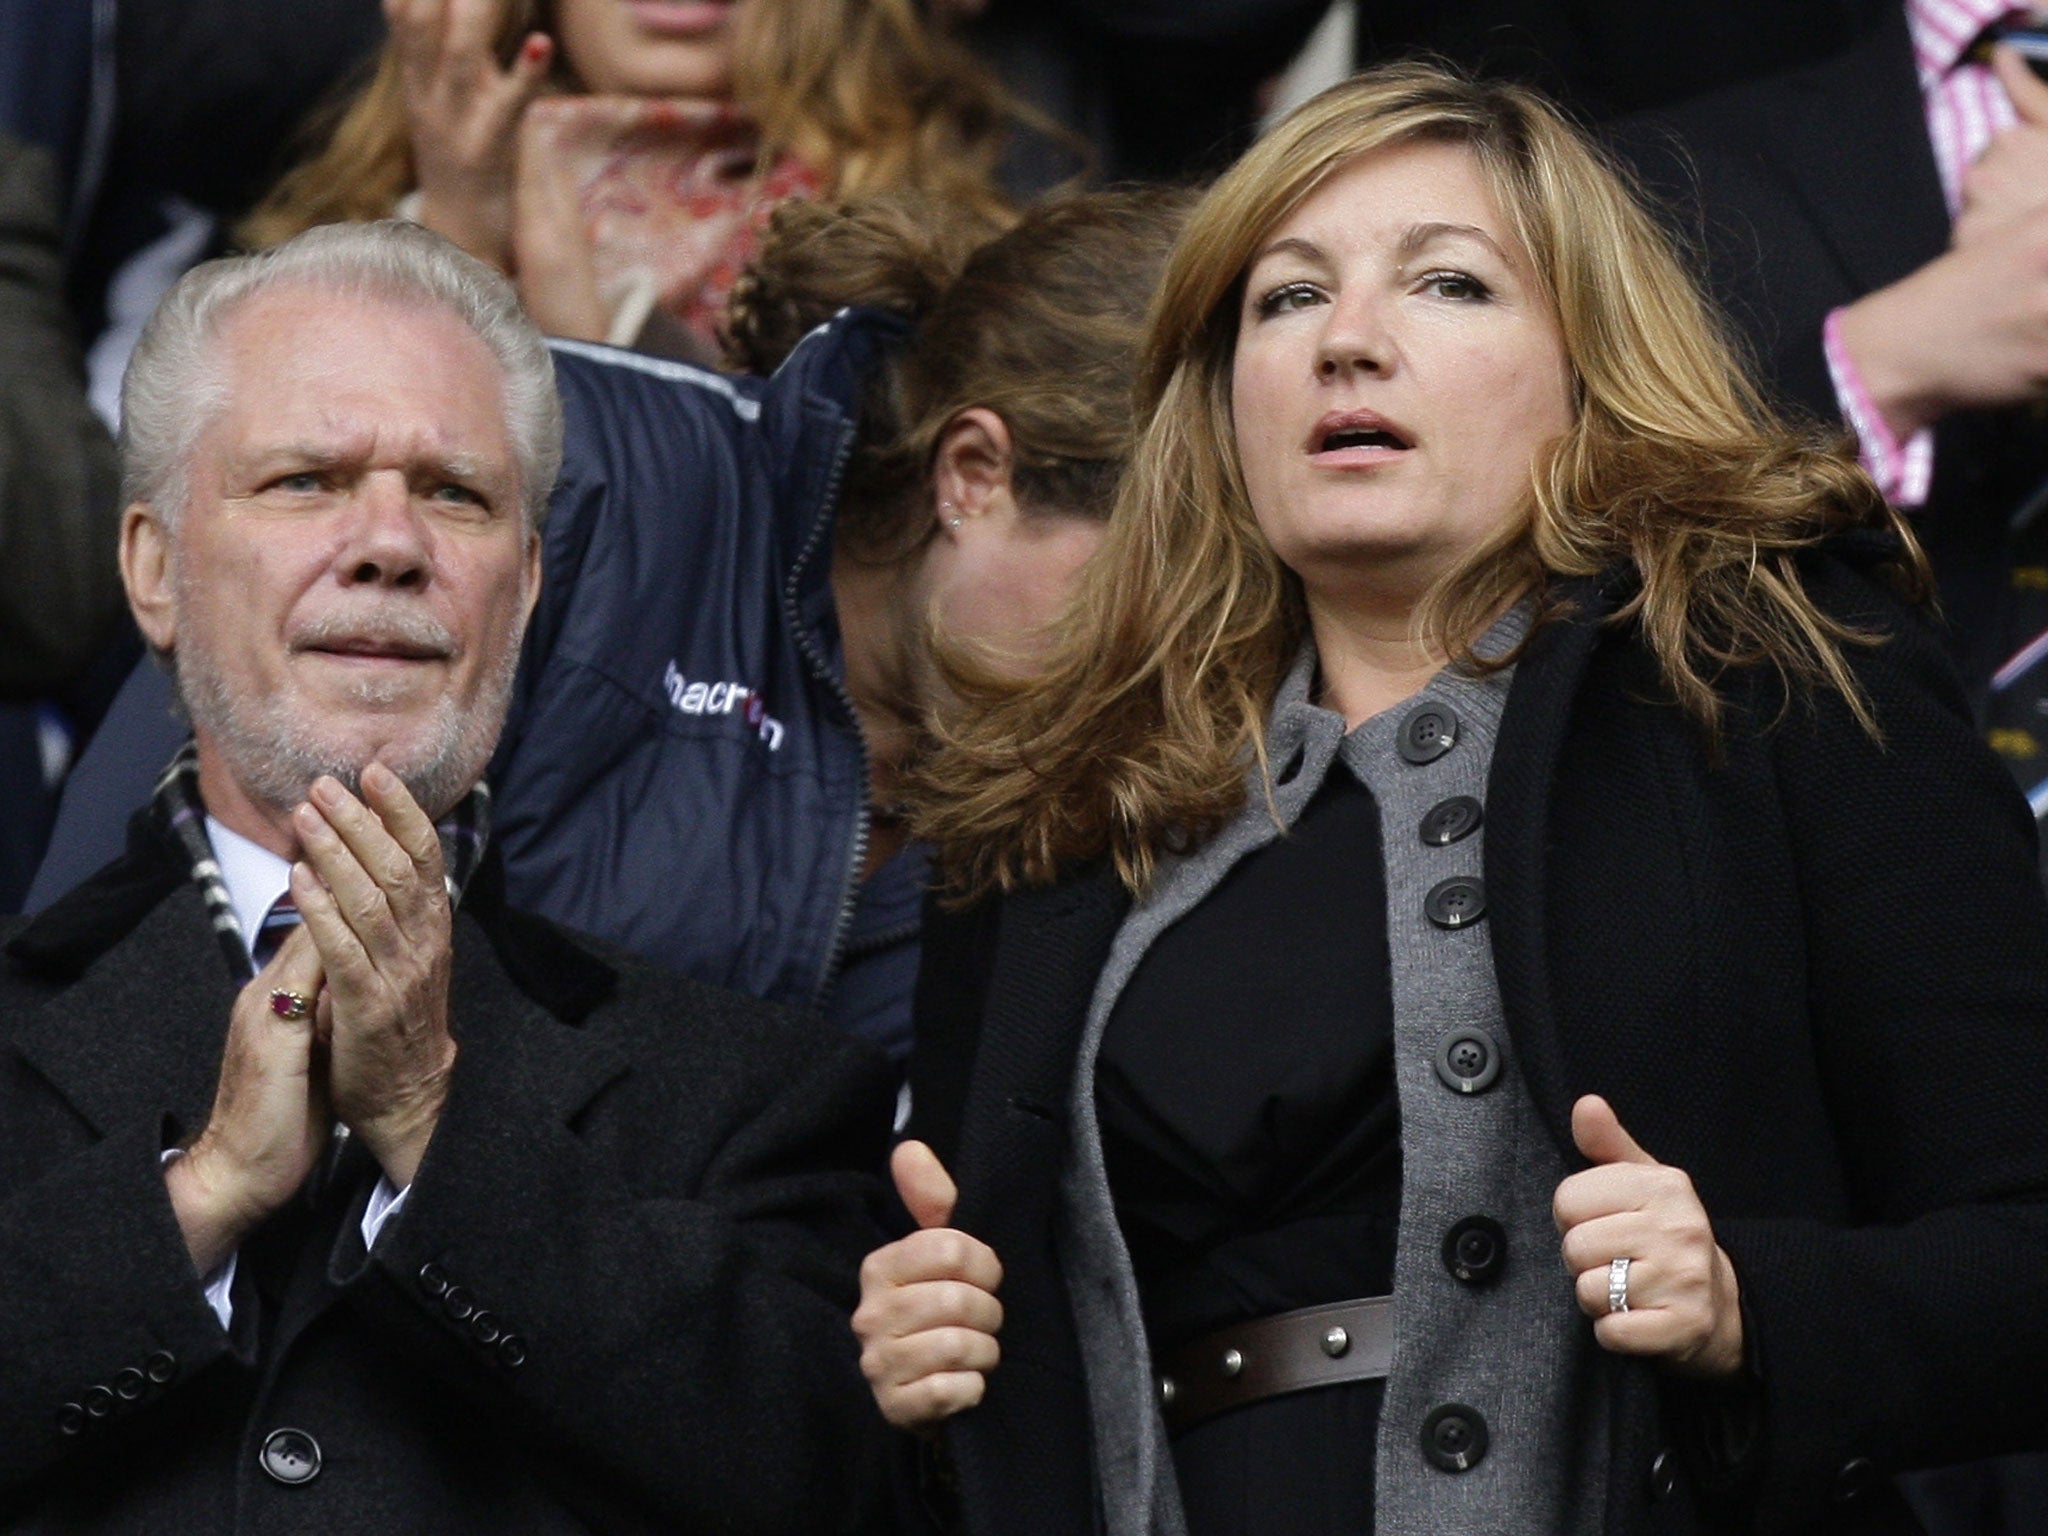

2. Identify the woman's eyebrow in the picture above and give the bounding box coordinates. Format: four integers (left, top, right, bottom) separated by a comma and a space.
1247, 223, 1509, 274
1245, 234, 1327, 272
1397, 221, 1507, 261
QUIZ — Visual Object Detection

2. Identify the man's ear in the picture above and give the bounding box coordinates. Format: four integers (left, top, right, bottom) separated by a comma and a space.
120, 503, 178, 653
521, 528, 543, 626
930, 407, 1018, 534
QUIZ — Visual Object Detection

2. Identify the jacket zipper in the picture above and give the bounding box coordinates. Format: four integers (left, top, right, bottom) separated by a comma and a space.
781, 416, 869, 1015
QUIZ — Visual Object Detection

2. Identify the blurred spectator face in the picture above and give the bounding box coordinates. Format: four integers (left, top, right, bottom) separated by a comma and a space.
924, 514, 1102, 677
125, 286, 539, 818
1229, 140, 1573, 601
554, 0, 741, 98
899, 408, 1109, 691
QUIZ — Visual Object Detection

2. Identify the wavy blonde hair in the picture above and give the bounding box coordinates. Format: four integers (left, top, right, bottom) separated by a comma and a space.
914, 61, 1927, 899
240, 0, 1017, 249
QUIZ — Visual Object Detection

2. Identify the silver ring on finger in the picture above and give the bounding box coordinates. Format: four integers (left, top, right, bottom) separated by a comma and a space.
1606, 1256, 1633, 1315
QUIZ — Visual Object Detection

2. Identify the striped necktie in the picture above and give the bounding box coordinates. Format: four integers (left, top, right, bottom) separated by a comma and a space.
250, 891, 301, 969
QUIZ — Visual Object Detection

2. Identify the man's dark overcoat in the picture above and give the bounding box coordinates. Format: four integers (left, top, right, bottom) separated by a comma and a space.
0, 814, 896, 1534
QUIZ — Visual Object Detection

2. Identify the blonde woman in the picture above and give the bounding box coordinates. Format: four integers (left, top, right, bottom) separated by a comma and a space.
243, 0, 1016, 358
853, 64, 2048, 1536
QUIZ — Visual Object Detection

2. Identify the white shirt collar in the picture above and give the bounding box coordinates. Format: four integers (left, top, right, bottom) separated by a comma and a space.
205, 815, 293, 962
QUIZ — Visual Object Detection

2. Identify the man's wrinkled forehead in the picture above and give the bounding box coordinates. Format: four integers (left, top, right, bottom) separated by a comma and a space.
191, 286, 522, 501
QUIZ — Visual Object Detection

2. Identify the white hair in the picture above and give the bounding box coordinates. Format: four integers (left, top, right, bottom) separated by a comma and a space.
119, 219, 563, 530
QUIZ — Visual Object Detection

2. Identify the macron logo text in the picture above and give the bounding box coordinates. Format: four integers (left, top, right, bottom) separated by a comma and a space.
662, 661, 786, 751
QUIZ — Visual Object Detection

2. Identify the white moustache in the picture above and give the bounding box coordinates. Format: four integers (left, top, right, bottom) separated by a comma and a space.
290, 607, 457, 659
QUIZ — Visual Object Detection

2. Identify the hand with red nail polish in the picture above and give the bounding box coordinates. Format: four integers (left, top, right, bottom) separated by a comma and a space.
386, 0, 556, 270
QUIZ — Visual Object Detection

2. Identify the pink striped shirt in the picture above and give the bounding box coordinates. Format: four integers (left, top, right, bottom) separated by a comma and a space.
1823, 0, 2027, 505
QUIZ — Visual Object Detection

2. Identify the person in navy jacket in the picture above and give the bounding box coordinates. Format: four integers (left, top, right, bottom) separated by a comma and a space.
489, 189, 1189, 1060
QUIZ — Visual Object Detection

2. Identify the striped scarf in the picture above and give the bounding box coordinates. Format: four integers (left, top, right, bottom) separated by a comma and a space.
149, 741, 491, 982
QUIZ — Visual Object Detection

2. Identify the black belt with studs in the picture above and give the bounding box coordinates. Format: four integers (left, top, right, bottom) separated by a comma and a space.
1154, 1295, 1395, 1436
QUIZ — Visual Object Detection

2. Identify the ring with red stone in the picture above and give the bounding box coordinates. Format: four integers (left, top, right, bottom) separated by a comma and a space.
268, 989, 313, 1021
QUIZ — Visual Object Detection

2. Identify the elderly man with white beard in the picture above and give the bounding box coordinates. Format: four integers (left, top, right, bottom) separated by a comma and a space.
0, 221, 893, 1535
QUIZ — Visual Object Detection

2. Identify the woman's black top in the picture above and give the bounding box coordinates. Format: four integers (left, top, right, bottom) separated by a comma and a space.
1096, 769, 1401, 1535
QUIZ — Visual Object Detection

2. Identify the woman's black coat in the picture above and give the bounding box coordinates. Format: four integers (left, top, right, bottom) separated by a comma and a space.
907, 556, 2048, 1536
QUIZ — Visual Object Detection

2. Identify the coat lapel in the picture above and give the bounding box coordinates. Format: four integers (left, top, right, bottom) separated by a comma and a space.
442, 914, 632, 1124
9, 885, 239, 1145
949, 865, 1130, 1230
948, 865, 1129, 1536
1486, 580, 1617, 1161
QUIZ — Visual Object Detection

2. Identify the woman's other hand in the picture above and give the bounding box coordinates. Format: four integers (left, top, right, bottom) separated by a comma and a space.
853, 1139, 1005, 1431
1554, 1095, 1745, 1380
387, 0, 554, 269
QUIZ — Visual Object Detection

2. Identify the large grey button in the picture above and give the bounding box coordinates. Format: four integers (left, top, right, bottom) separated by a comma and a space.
260, 1427, 322, 1486
1421, 1404, 1488, 1472
1434, 1027, 1502, 1094
1442, 1215, 1508, 1284
1399, 704, 1459, 764
1420, 796, 1483, 846
1424, 875, 1486, 929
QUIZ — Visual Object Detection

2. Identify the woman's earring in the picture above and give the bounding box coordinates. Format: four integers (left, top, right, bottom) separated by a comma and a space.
941, 500, 963, 530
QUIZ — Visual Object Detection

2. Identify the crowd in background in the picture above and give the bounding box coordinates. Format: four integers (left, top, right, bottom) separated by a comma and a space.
0, 0, 1914, 915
